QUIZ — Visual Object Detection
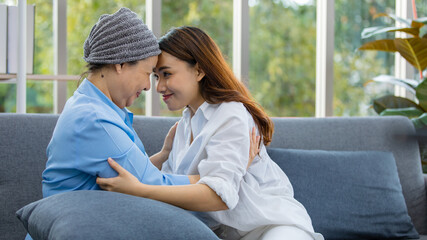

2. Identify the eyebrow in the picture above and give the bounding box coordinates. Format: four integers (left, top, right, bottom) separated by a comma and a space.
158, 66, 171, 71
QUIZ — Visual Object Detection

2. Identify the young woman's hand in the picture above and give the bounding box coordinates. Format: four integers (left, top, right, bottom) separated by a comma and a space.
96, 158, 143, 195
248, 127, 261, 169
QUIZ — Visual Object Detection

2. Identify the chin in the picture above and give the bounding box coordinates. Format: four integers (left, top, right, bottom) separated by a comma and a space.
125, 101, 134, 108
126, 98, 138, 107
166, 104, 183, 112
167, 106, 178, 111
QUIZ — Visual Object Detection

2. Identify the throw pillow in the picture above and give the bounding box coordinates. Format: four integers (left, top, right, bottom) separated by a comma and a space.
267, 148, 419, 240
16, 190, 218, 240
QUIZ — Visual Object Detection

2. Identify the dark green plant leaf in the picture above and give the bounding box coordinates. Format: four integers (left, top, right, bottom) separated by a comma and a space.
373, 13, 411, 26
416, 78, 427, 110
379, 107, 423, 118
359, 39, 397, 52
361, 26, 419, 38
371, 75, 418, 93
373, 95, 422, 114
394, 38, 427, 72
412, 113, 427, 129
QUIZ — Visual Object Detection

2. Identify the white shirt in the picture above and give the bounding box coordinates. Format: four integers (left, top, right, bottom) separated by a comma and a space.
162, 101, 322, 238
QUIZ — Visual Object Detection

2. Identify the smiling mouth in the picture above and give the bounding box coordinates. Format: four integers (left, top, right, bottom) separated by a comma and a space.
162, 93, 173, 101
136, 92, 141, 98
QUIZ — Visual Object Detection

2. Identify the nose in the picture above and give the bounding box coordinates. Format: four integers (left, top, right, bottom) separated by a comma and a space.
156, 76, 167, 93
144, 76, 151, 91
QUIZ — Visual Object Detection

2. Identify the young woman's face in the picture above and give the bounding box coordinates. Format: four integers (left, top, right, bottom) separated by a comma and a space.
155, 52, 205, 113
111, 56, 157, 108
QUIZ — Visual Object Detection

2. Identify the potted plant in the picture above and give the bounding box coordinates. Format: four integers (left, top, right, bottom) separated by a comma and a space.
358, 13, 427, 172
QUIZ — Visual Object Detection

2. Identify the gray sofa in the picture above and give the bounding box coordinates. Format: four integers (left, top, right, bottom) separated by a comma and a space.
0, 113, 426, 240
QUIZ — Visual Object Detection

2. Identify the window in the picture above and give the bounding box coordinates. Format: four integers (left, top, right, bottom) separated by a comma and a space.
67, 0, 146, 114
0, 0, 54, 113
1, 1, 424, 117
249, 0, 317, 117
334, 0, 395, 116
160, 0, 233, 116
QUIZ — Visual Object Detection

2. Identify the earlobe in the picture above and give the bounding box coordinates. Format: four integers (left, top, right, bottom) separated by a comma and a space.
197, 70, 205, 82
195, 63, 205, 82
115, 64, 122, 74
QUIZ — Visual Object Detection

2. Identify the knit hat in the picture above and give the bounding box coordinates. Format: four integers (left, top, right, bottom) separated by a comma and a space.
83, 7, 161, 64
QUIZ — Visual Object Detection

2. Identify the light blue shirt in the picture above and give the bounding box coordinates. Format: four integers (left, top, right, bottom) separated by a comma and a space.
42, 78, 189, 198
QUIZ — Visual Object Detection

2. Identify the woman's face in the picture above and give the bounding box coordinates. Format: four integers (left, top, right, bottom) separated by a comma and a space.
111, 56, 157, 108
155, 52, 205, 113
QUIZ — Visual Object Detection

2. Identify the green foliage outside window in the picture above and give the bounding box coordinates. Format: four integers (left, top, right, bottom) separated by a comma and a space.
0, 0, 417, 118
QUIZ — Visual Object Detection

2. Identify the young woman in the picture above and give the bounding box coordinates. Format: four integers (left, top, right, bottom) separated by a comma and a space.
97, 26, 324, 240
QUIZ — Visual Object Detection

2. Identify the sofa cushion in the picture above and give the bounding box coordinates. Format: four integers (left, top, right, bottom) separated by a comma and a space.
16, 190, 218, 240
267, 148, 419, 240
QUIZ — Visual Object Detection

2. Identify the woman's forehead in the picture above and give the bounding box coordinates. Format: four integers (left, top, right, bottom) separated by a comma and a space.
157, 52, 184, 68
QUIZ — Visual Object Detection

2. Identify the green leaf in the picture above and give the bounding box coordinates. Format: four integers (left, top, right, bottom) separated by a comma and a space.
373, 95, 422, 114
372, 75, 418, 94
379, 107, 423, 118
394, 38, 427, 72
373, 13, 411, 27
412, 113, 427, 129
361, 26, 419, 39
359, 39, 397, 52
416, 79, 427, 110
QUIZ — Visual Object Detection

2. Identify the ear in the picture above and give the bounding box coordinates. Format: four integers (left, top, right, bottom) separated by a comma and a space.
114, 64, 122, 74
195, 63, 205, 82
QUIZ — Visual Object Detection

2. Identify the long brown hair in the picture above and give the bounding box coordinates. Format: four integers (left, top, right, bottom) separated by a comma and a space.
158, 26, 274, 145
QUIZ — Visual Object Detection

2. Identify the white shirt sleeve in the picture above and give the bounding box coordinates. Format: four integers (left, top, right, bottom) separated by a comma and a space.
197, 107, 250, 210
161, 152, 173, 173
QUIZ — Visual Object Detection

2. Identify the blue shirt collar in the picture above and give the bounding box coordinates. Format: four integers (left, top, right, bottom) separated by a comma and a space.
77, 78, 133, 123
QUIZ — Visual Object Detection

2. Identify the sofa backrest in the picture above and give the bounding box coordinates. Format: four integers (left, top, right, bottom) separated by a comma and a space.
0, 114, 58, 240
0, 114, 425, 239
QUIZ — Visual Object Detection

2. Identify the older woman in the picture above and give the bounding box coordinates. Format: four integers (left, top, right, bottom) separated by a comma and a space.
41, 8, 196, 198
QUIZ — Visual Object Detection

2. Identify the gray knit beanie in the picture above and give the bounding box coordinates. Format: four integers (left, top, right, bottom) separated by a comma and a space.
83, 7, 161, 64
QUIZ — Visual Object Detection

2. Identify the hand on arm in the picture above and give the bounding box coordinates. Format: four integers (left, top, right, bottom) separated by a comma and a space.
97, 158, 142, 196
150, 122, 178, 170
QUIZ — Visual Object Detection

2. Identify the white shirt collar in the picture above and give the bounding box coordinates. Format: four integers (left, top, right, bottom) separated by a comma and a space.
182, 101, 217, 121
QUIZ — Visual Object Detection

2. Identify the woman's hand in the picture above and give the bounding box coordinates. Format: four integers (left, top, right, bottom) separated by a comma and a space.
161, 122, 178, 154
248, 127, 261, 169
96, 158, 143, 195
150, 122, 178, 169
